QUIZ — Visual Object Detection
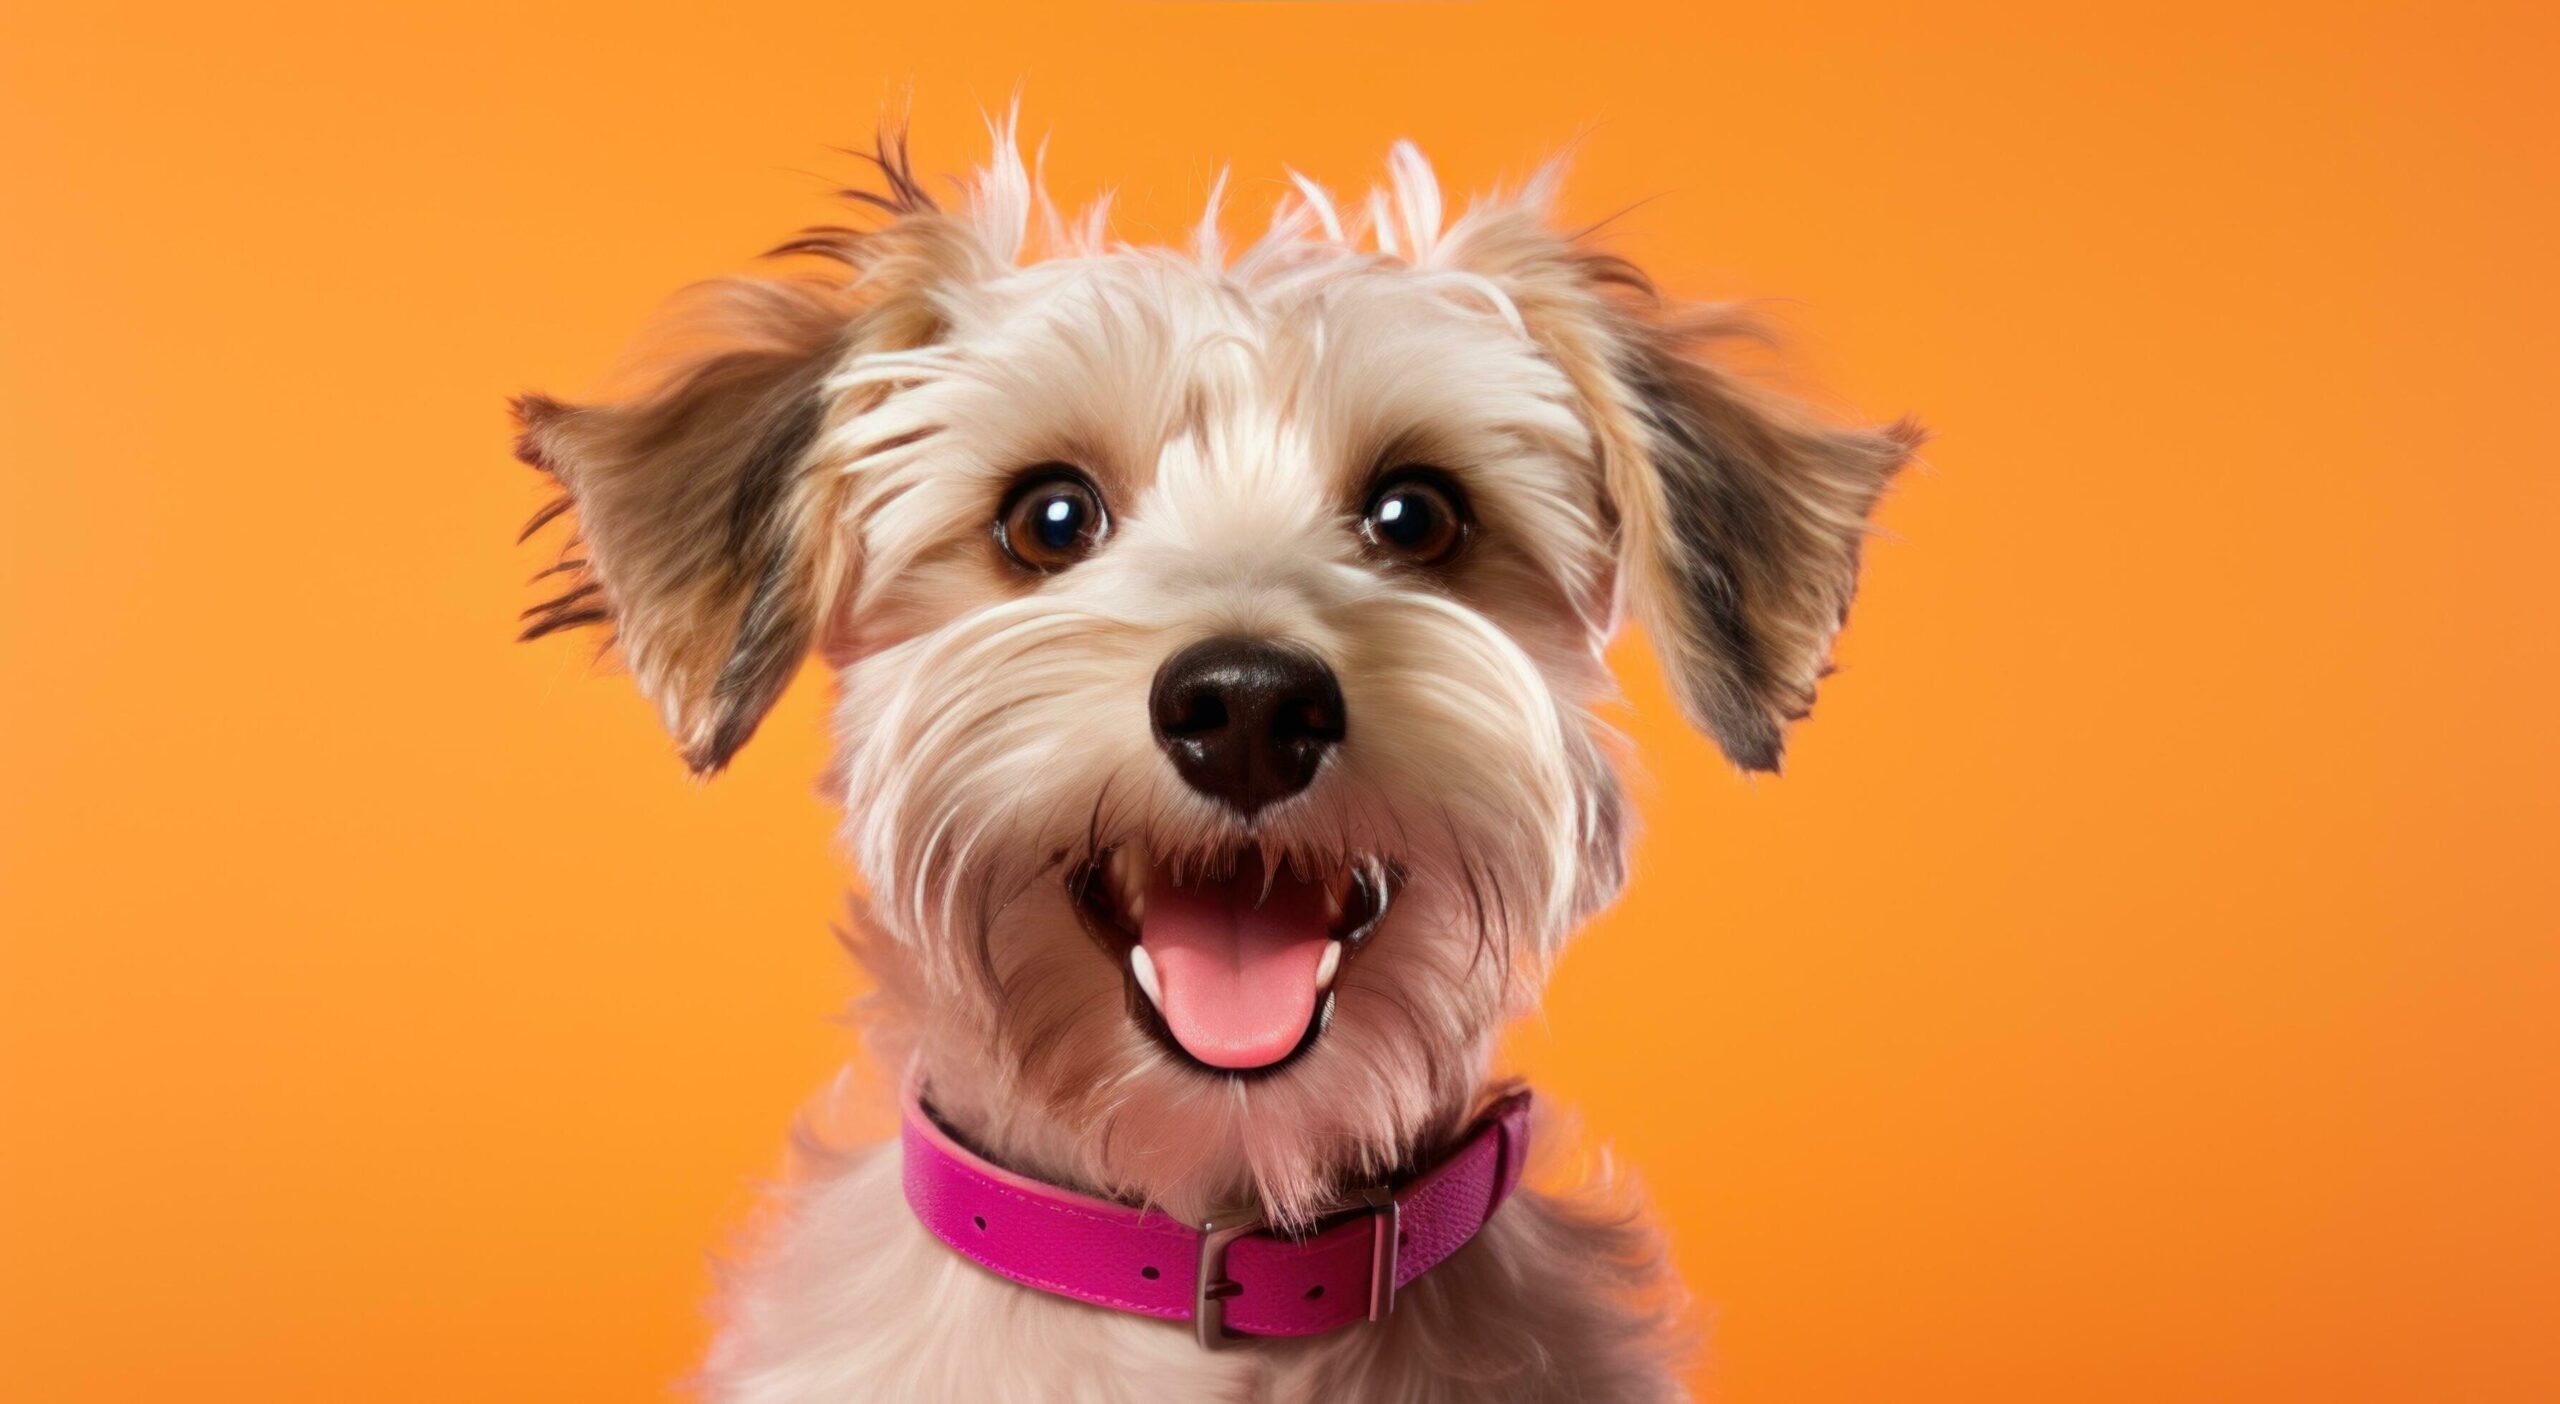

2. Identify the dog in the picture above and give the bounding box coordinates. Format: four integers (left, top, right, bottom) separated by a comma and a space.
512, 117, 1916, 1402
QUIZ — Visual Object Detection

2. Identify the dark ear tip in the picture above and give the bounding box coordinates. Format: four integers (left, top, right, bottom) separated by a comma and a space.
509, 392, 567, 427
1681, 692, 1786, 773
509, 393, 571, 472
1724, 735, 1785, 775
681, 709, 766, 778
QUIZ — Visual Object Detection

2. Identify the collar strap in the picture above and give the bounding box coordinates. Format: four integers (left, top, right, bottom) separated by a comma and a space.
900, 1080, 1532, 1349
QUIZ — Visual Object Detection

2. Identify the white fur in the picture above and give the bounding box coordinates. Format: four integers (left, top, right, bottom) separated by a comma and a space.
514, 123, 1830, 1401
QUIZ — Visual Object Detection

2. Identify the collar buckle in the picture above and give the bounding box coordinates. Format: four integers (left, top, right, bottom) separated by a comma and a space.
1193, 1187, 1400, 1351
1354, 1185, 1401, 1325
1191, 1209, 1263, 1350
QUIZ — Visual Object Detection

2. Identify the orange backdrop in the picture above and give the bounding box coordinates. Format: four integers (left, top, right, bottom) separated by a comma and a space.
5, 2, 2556, 1400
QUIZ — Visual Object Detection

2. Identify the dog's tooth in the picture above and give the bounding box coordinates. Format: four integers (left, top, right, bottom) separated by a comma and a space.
1131, 946, 1163, 1007
1315, 939, 1342, 991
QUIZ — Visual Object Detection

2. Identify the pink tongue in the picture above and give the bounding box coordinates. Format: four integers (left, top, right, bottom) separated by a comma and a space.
1139, 859, 1334, 1069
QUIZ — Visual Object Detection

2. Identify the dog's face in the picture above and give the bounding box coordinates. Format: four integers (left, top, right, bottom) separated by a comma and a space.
515, 132, 1914, 1223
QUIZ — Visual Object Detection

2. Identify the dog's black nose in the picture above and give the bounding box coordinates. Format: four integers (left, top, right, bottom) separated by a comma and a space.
1150, 637, 1346, 818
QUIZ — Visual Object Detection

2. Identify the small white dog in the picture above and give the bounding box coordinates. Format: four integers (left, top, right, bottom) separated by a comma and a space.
515, 118, 1915, 1403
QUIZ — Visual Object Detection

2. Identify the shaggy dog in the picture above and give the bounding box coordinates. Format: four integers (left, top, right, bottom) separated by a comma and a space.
513, 118, 1916, 1402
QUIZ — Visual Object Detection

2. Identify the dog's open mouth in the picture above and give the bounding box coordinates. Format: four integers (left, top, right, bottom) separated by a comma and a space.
1074, 847, 1392, 1073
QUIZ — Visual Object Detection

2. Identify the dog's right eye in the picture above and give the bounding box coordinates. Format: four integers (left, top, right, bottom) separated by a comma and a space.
995, 467, 1111, 573
1360, 468, 1470, 567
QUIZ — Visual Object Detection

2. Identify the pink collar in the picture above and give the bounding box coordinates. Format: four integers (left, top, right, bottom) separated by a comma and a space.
900, 1080, 1532, 1349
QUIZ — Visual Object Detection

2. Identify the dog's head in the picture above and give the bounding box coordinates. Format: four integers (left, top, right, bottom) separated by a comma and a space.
516, 126, 1916, 1223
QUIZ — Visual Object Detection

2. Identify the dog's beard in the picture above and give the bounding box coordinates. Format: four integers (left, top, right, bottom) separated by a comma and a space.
831, 588, 1618, 1227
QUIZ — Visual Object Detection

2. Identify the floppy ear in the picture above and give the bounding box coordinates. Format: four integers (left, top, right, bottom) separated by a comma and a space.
1600, 307, 1922, 771
511, 134, 989, 774
1423, 180, 1918, 771
512, 278, 861, 775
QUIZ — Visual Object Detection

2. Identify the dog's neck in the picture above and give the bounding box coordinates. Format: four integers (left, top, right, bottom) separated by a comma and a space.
906, 1045, 1130, 1196
898, 1023, 1502, 1226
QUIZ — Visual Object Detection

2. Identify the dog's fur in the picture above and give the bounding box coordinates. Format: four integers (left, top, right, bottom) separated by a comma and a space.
514, 116, 1916, 1402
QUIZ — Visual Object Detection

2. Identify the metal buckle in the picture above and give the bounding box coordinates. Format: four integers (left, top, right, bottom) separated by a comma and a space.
1193, 1189, 1400, 1351
1192, 1208, 1265, 1350
1357, 1186, 1401, 1324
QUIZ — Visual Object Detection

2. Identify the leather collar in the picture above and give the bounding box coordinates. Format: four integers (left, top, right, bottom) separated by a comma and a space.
900, 1078, 1532, 1349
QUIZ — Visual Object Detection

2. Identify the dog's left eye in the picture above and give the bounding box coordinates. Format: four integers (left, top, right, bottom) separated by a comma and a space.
1361, 469, 1470, 566
996, 467, 1110, 573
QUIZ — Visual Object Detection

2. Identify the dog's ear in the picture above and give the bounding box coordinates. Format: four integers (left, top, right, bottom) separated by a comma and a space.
511, 281, 857, 775
1594, 306, 1922, 771
512, 141, 988, 774
1433, 198, 1919, 771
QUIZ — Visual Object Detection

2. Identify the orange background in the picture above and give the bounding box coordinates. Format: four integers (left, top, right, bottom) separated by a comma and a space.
4, 2, 2556, 1399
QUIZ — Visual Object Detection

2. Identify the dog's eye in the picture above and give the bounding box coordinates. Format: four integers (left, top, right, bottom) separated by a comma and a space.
996, 467, 1110, 573
1361, 469, 1469, 566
